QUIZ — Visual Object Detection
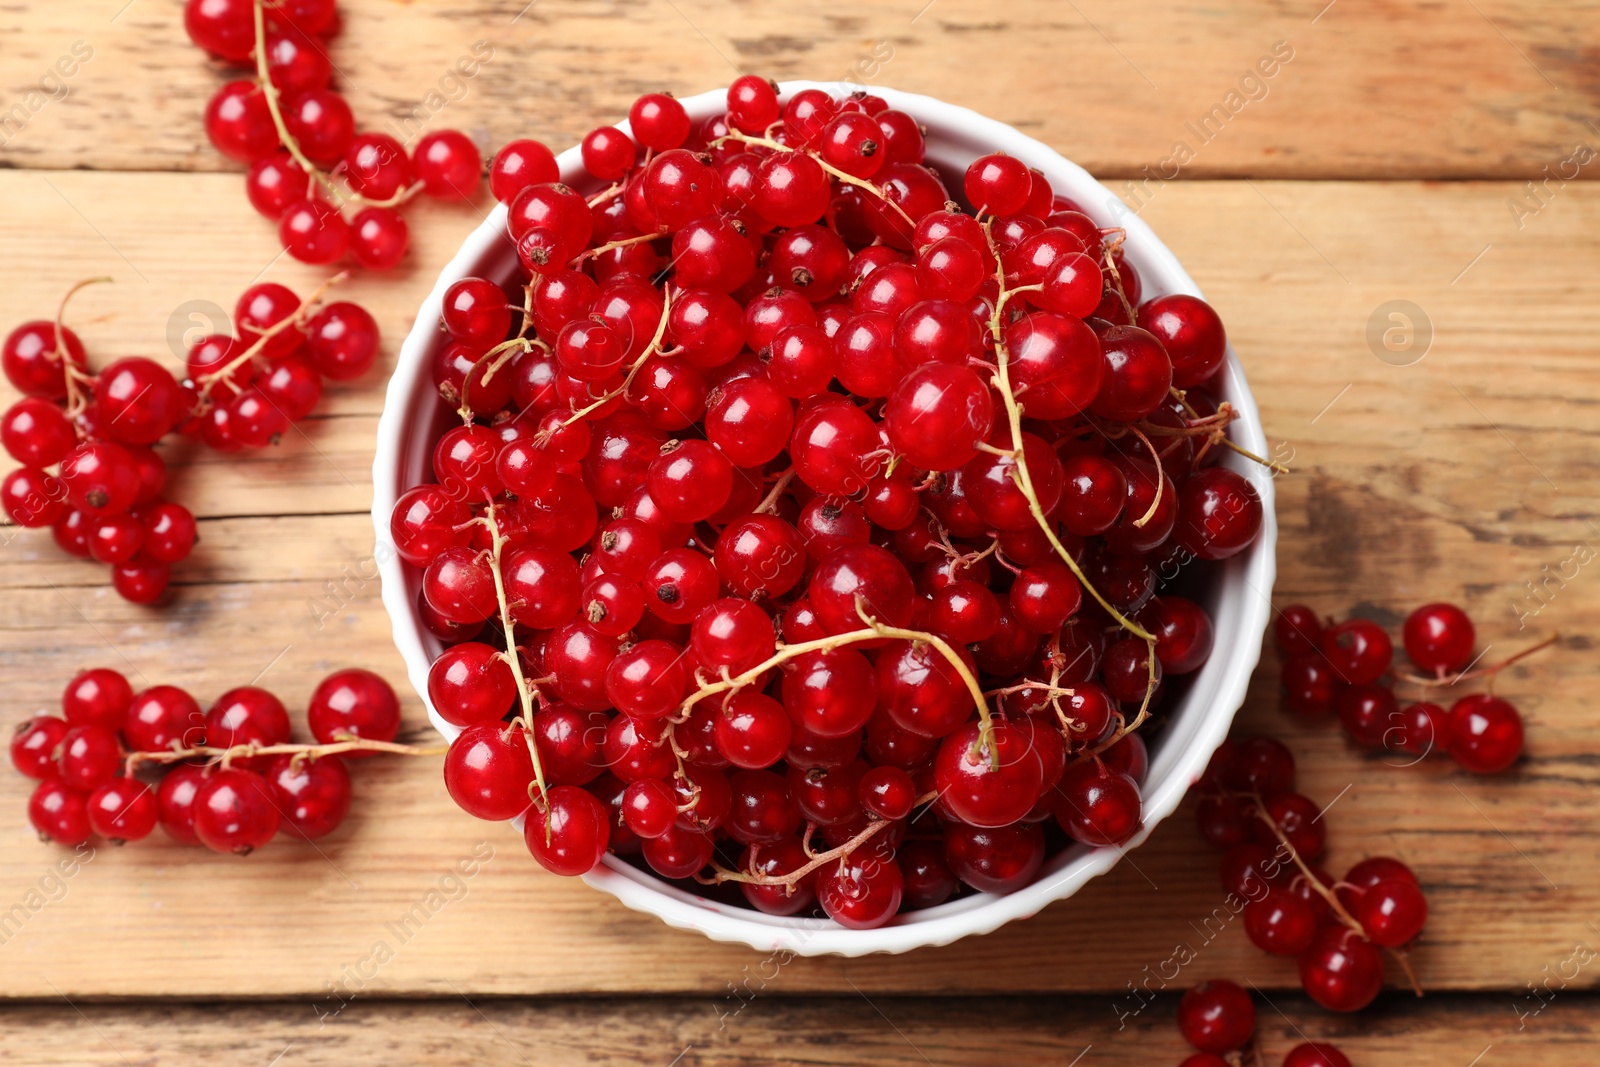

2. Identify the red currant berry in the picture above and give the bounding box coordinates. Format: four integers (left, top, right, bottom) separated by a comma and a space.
1244, 886, 1320, 955
124, 685, 204, 753
445, 721, 535, 821
1053, 761, 1142, 846
1320, 618, 1393, 686
816, 849, 903, 929
29, 779, 91, 845
87, 776, 159, 843
1402, 601, 1476, 676
266, 752, 352, 839
57, 724, 121, 792
1445, 694, 1523, 773
11, 716, 69, 779
1275, 604, 1324, 658
156, 763, 207, 845
525, 785, 610, 876
205, 80, 279, 163
305, 301, 381, 381
282, 89, 354, 165
1356, 876, 1428, 946
964, 153, 1032, 216
307, 668, 400, 751
490, 138, 558, 202
1282, 1044, 1354, 1067
3, 398, 74, 467
413, 129, 483, 199
1177, 979, 1256, 1054
61, 668, 133, 730
1299, 927, 1384, 1012
1137, 294, 1226, 388
193, 767, 282, 854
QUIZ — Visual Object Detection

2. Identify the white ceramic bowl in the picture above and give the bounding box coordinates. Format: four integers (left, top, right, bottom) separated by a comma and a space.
374, 81, 1277, 957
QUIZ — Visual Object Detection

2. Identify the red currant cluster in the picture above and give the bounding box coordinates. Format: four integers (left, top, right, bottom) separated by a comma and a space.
1194, 736, 1428, 1012
395, 78, 1268, 929
187, 0, 484, 268
1176, 978, 1352, 1066
1277, 601, 1539, 773
10, 665, 423, 853
0, 278, 378, 601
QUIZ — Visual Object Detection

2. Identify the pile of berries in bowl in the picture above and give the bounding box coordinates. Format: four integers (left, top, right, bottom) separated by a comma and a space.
374, 80, 1277, 955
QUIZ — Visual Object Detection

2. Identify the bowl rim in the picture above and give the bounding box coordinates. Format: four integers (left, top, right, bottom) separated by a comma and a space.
373, 79, 1278, 957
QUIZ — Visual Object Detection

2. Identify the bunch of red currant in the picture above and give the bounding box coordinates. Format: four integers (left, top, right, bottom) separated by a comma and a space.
1277, 601, 1537, 773
1176, 978, 1353, 1066
394, 77, 1269, 929
187, 0, 485, 268
1194, 736, 1428, 1012
10, 665, 420, 853
0, 278, 379, 601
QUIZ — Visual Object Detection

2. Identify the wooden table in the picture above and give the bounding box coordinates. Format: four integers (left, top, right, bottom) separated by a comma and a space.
2, 2, 1597, 1062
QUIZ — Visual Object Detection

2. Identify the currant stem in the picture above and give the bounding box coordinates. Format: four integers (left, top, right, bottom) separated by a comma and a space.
753, 467, 796, 514
699, 790, 941, 888
197, 270, 349, 399
124, 736, 445, 774
1393, 632, 1557, 690
710, 130, 917, 230
457, 337, 532, 423
252, 0, 340, 205
575, 232, 660, 263
677, 610, 994, 751
477, 502, 550, 804
54, 276, 112, 418
1244, 790, 1425, 998
548, 288, 675, 432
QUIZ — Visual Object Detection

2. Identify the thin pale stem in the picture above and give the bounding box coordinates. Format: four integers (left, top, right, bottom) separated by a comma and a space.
700, 790, 940, 888
754, 468, 796, 514
478, 502, 550, 803
198, 271, 349, 398
253, 0, 340, 203
979, 222, 1160, 745
678, 612, 993, 749
1394, 632, 1557, 691
1245, 791, 1424, 997
126, 736, 444, 774
711, 131, 916, 230
54, 276, 112, 417
548, 288, 675, 432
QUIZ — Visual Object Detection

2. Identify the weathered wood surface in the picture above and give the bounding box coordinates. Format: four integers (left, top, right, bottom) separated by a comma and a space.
0, 174, 1594, 1001
0, 994, 1590, 1066
2, 1, 1600, 179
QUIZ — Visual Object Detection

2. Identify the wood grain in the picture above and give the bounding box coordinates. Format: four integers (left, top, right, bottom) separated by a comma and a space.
0, 993, 1591, 1066
1, 1, 1599, 179
0, 173, 1595, 999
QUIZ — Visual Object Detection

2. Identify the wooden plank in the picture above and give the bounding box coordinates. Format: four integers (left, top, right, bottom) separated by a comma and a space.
0, 993, 1591, 1066
1, 0, 1598, 179
0, 176, 1596, 997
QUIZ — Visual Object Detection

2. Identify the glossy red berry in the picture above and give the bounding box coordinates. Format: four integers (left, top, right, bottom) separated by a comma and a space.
414, 129, 483, 199
266, 753, 352, 839
445, 722, 535, 821
1445, 694, 1523, 773
61, 668, 133, 730
1275, 604, 1324, 658
10, 716, 69, 779
1299, 927, 1384, 1012
1320, 618, 1393, 686
123, 685, 204, 752
1282, 1044, 1354, 1067
29, 779, 91, 845
1177, 979, 1256, 1054
1402, 601, 1475, 675
525, 785, 610, 876
307, 668, 401, 750
193, 768, 281, 854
